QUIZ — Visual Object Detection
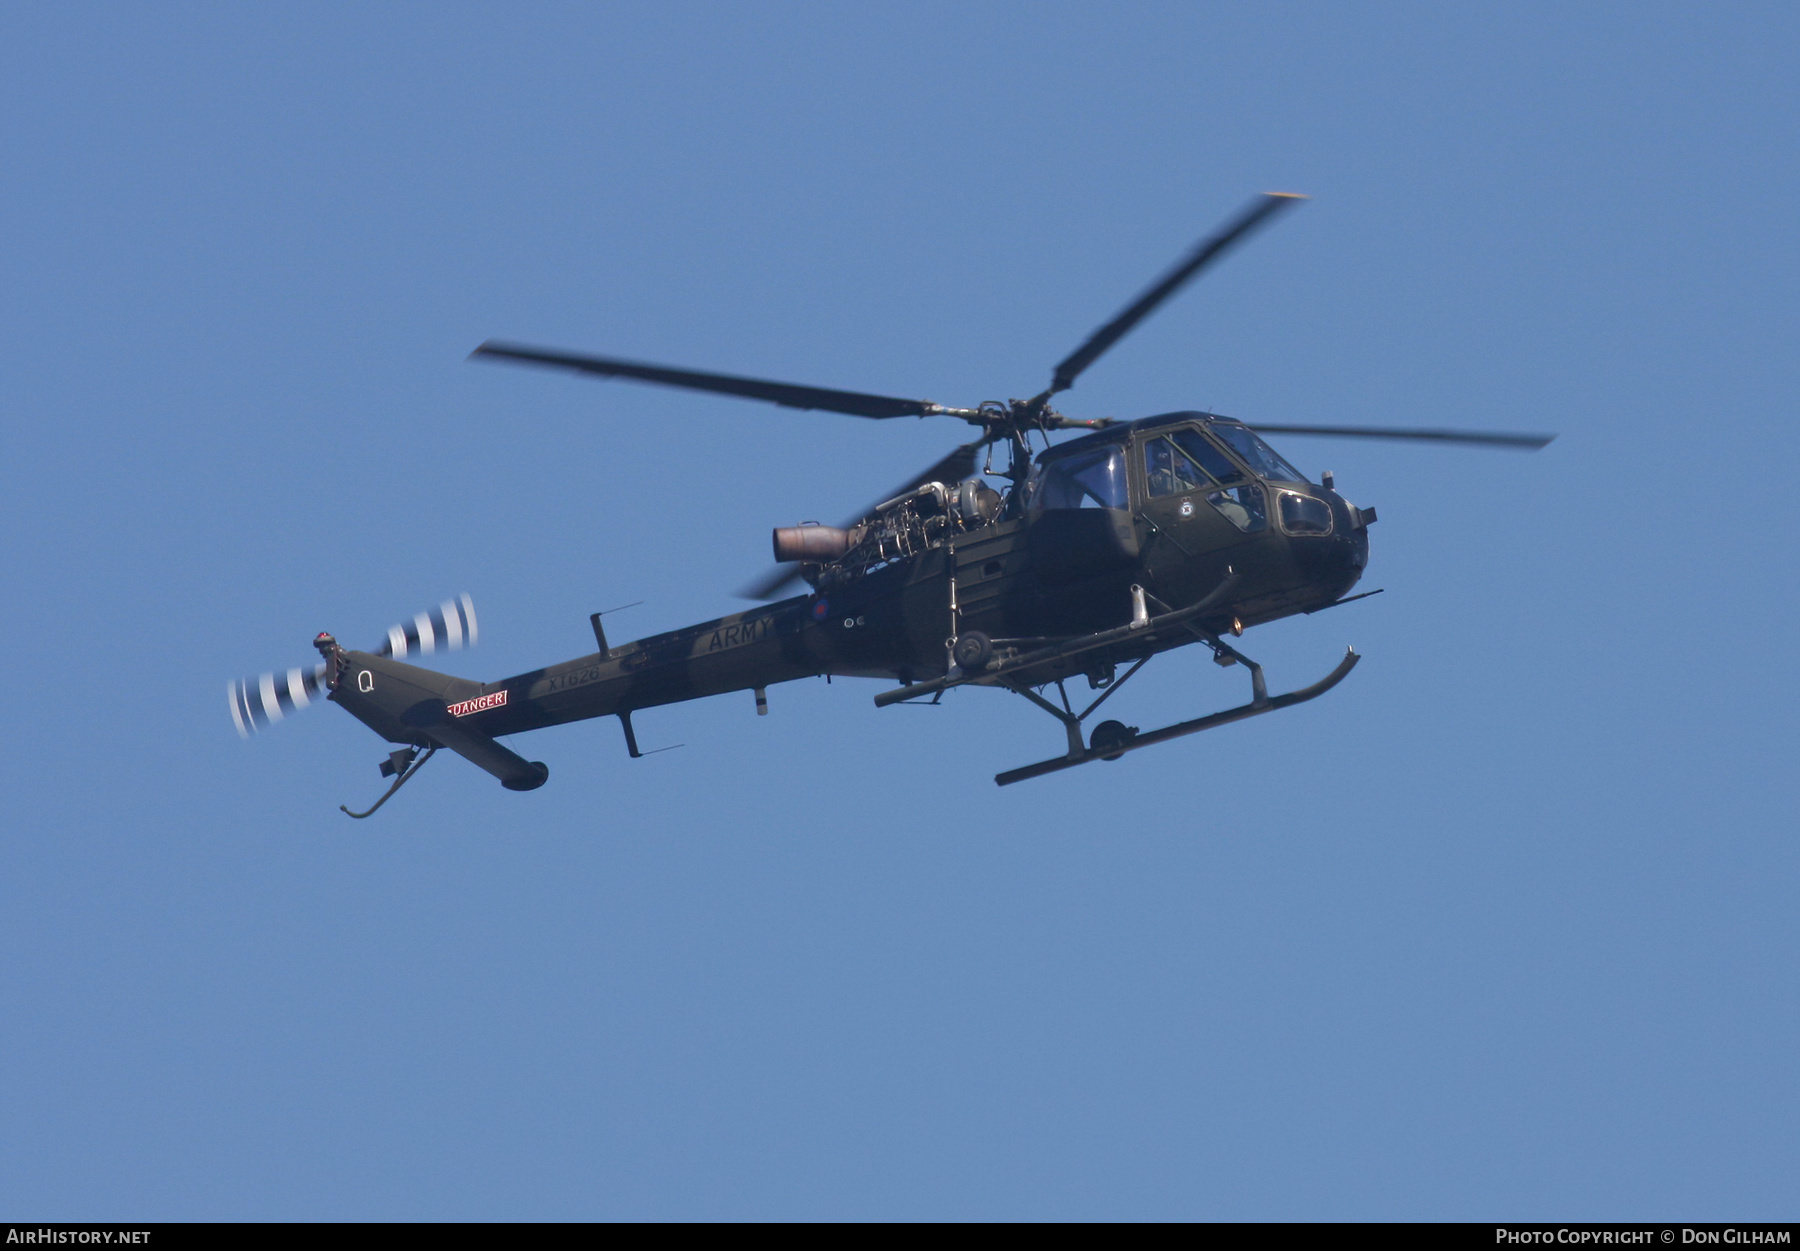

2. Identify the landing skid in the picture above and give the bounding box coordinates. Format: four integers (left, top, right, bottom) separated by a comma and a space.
869, 571, 1363, 786
993, 646, 1358, 786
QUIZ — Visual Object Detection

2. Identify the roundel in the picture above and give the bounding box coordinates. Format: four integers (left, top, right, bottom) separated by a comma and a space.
812, 599, 831, 621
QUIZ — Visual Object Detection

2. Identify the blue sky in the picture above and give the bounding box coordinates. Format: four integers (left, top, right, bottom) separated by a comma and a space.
2, 2, 1796, 1220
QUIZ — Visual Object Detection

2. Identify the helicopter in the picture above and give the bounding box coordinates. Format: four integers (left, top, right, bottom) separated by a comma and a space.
230, 193, 1552, 816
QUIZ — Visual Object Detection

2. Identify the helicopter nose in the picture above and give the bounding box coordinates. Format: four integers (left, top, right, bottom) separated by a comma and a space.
1334, 507, 1371, 584
1284, 494, 1370, 600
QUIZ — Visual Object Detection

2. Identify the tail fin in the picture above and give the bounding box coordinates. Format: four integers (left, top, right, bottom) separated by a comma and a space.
331, 650, 547, 791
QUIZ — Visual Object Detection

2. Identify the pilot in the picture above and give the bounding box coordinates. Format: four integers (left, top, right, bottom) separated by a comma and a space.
1206, 490, 1250, 529
1206, 485, 1267, 531
1145, 438, 1182, 497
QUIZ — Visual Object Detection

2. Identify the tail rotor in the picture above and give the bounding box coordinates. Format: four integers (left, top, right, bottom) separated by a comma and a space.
229, 594, 478, 739
228, 662, 331, 738
377, 594, 478, 660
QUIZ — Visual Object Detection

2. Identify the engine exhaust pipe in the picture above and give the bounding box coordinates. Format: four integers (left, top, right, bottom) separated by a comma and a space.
773, 525, 855, 563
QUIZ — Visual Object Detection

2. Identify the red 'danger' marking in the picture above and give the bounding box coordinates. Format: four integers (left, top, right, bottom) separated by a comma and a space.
447, 690, 508, 718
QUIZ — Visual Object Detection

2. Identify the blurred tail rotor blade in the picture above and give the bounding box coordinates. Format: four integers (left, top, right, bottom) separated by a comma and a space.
378, 594, 478, 659
228, 663, 330, 739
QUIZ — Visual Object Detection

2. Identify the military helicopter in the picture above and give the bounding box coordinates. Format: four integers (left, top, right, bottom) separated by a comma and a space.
231, 193, 1552, 815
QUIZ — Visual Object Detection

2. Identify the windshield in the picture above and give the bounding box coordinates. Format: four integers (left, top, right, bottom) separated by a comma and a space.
1209, 424, 1309, 483
1029, 443, 1130, 510
1171, 428, 1244, 485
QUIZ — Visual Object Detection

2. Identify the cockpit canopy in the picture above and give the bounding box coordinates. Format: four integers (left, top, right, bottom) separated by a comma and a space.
1025, 416, 1308, 513
1206, 421, 1308, 484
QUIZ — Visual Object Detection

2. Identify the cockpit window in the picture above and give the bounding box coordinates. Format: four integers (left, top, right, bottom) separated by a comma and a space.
1208, 483, 1268, 532
1278, 490, 1332, 535
1209, 424, 1308, 483
1144, 436, 1213, 498
1171, 428, 1245, 485
1029, 443, 1129, 510
1148, 430, 1267, 532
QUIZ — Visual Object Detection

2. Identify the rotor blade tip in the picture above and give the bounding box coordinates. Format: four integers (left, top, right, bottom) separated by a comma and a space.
1266, 191, 1309, 200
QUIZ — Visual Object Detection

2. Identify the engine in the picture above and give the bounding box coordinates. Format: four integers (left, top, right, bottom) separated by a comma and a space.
772, 478, 1003, 590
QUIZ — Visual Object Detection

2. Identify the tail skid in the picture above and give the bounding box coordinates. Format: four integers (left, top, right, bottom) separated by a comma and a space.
341, 745, 438, 819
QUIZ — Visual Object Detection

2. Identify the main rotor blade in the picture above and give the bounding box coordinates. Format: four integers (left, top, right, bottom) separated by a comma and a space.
737, 563, 811, 604
472, 341, 954, 421
1248, 423, 1556, 450
738, 441, 986, 601
1050, 192, 1306, 395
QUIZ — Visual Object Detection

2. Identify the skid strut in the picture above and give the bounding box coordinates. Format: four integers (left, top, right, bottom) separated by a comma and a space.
874, 573, 1241, 709
1000, 653, 1153, 759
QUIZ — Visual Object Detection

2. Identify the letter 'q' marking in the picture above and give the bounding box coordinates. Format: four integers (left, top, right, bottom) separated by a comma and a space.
358, 670, 374, 693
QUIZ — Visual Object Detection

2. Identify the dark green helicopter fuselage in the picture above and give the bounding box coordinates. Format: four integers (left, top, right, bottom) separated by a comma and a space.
329, 412, 1371, 758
